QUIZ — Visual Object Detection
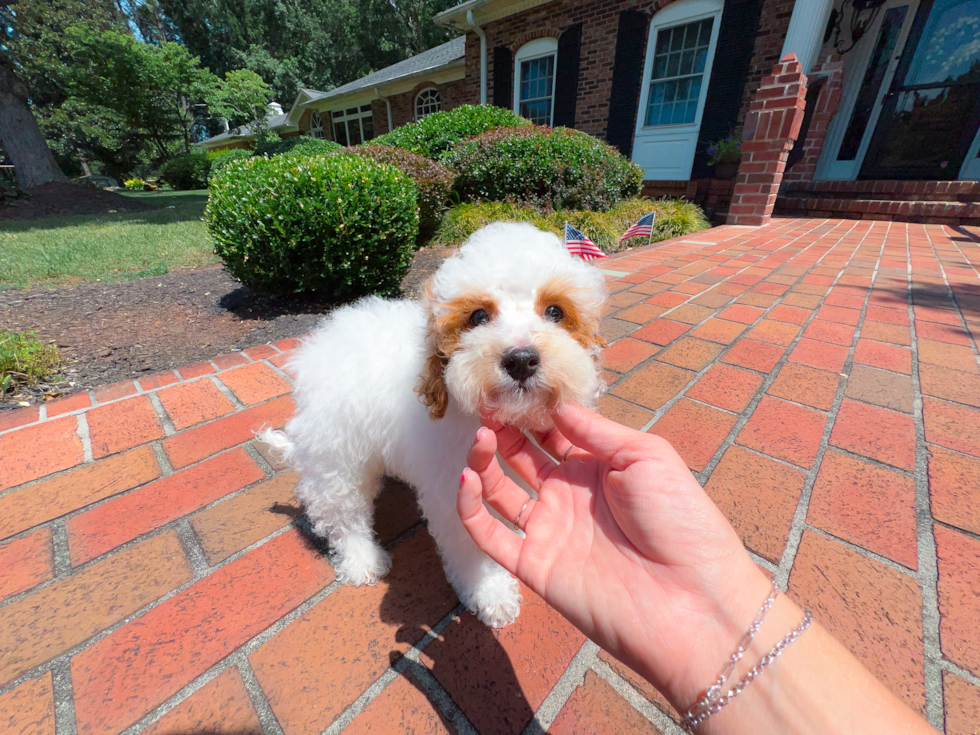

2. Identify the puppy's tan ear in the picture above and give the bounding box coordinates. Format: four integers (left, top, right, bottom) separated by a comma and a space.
417, 351, 449, 419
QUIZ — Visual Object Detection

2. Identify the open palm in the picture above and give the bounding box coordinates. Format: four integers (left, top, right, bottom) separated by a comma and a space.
457, 403, 772, 708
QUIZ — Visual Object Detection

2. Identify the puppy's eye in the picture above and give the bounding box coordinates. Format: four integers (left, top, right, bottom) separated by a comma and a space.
544, 305, 564, 322
469, 309, 490, 327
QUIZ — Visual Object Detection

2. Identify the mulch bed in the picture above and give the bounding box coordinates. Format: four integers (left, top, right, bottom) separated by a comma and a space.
0, 247, 454, 408
0, 182, 157, 221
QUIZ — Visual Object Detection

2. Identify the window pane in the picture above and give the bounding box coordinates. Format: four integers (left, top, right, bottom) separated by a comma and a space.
360, 104, 372, 113
362, 115, 374, 140
348, 119, 362, 145
333, 122, 347, 146
838, 6, 910, 160
345, 107, 359, 116
520, 99, 552, 125
644, 17, 713, 127
518, 54, 555, 124
333, 110, 344, 119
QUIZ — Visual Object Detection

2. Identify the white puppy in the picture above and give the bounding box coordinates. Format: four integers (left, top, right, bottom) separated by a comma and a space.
262, 222, 606, 627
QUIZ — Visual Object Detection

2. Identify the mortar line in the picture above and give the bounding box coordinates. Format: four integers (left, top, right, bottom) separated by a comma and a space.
523, 640, 599, 734
209, 373, 247, 410
941, 659, 980, 688
320, 602, 471, 735
592, 658, 685, 735
51, 659, 78, 735
50, 520, 73, 579
147, 391, 176, 437
75, 412, 93, 463
237, 655, 286, 735
916, 226, 957, 730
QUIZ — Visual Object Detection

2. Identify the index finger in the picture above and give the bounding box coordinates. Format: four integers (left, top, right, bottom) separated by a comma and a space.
552, 402, 653, 468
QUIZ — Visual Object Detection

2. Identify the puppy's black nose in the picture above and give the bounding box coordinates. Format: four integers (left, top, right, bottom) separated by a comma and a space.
501, 347, 540, 383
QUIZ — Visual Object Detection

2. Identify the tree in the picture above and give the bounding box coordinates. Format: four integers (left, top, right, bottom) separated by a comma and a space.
66, 28, 220, 157
0, 0, 123, 188
0, 58, 68, 188
208, 69, 275, 141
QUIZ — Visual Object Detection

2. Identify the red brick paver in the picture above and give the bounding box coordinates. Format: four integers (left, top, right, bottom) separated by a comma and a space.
0, 220, 978, 735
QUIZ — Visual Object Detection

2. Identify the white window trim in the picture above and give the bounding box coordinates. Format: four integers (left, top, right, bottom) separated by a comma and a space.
330, 105, 374, 146
513, 37, 559, 126
636, 0, 723, 132
308, 110, 324, 138
415, 87, 442, 120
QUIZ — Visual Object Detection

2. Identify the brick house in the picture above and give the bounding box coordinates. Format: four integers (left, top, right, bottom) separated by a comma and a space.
203, 0, 980, 226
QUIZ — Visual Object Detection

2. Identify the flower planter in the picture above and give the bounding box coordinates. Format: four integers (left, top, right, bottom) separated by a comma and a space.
713, 163, 739, 180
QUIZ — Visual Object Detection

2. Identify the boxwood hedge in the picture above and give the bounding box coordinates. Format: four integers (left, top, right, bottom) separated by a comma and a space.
445, 125, 644, 211
371, 104, 530, 159
339, 145, 453, 237
205, 153, 418, 298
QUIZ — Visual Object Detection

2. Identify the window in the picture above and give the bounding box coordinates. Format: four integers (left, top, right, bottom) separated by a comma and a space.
415, 88, 441, 119
331, 105, 375, 146
644, 17, 714, 127
514, 38, 558, 126
308, 110, 324, 138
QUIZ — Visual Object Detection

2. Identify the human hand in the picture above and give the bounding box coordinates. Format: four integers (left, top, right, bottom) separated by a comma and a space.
457, 402, 775, 710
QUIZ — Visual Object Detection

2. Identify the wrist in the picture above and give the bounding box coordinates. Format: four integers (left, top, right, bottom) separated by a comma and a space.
664, 559, 783, 711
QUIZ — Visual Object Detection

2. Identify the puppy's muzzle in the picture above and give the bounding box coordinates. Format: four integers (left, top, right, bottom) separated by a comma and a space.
501, 347, 540, 384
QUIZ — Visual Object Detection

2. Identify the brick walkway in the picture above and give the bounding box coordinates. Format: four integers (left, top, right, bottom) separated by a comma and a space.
1, 218, 979, 735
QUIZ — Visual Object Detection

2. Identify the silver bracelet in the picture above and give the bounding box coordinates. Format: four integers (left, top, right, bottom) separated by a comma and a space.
680, 581, 813, 732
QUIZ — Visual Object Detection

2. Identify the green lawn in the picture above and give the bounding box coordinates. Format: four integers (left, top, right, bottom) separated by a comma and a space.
0, 191, 217, 290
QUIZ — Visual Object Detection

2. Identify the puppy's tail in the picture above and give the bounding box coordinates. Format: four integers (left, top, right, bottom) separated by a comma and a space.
256, 427, 295, 466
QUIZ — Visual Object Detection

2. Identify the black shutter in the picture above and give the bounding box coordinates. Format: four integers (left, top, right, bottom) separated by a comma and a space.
605, 10, 649, 157
493, 46, 513, 109
690, 0, 765, 178
553, 24, 583, 128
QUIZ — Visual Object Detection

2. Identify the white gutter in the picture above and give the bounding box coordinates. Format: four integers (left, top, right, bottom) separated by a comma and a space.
467, 9, 487, 105
375, 87, 394, 133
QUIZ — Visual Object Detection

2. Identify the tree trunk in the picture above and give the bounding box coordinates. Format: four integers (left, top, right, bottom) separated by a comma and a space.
0, 59, 69, 189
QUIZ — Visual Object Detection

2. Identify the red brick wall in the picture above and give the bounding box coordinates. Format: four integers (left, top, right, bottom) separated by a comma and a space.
782, 52, 844, 183
460, 0, 796, 142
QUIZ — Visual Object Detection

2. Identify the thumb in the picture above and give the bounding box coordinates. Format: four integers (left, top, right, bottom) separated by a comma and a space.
552, 402, 652, 467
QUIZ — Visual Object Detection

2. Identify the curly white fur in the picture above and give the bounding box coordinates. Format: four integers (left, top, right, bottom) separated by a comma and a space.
261, 222, 606, 627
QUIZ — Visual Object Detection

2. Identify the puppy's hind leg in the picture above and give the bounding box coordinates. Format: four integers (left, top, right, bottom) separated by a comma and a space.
296, 464, 391, 586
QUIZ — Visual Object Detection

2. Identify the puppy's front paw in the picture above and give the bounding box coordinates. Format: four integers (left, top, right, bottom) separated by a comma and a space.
334, 543, 392, 587
470, 574, 522, 628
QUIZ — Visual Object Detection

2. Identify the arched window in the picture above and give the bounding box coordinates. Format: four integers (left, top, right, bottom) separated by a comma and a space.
513, 37, 558, 126
309, 110, 324, 138
415, 88, 441, 119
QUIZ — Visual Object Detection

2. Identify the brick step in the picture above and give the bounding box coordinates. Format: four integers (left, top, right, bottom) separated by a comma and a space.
782, 180, 980, 203
775, 196, 980, 225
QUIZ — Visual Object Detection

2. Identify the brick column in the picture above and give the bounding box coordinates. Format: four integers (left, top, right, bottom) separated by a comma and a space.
783, 53, 844, 184
727, 54, 807, 227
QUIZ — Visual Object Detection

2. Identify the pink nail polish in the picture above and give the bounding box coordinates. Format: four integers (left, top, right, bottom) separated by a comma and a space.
460, 471, 467, 487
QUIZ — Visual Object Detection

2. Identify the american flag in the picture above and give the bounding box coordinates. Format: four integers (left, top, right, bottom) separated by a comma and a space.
564, 222, 606, 261
619, 212, 657, 243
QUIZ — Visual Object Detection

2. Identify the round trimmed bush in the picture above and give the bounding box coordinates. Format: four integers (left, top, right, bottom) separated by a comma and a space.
280, 137, 343, 158
209, 149, 252, 175
339, 145, 453, 237
445, 126, 644, 211
205, 153, 418, 298
371, 104, 530, 159
160, 150, 211, 190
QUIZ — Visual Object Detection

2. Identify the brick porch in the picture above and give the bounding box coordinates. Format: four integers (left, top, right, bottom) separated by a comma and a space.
2, 218, 980, 735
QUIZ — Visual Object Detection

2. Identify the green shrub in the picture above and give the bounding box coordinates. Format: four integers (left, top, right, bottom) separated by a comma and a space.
339, 145, 453, 237
123, 177, 146, 190
445, 126, 644, 212
281, 137, 342, 157
160, 151, 211, 190
205, 153, 418, 298
0, 330, 61, 394
371, 104, 530, 159
209, 149, 252, 175
434, 199, 709, 254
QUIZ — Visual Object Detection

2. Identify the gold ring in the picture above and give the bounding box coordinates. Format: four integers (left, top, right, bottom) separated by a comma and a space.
514, 500, 530, 530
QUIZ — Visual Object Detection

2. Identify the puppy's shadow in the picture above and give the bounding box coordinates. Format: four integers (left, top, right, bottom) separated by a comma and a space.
373, 479, 536, 735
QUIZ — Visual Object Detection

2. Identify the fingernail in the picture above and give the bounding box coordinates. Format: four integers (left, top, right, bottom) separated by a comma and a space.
472, 429, 482, 446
